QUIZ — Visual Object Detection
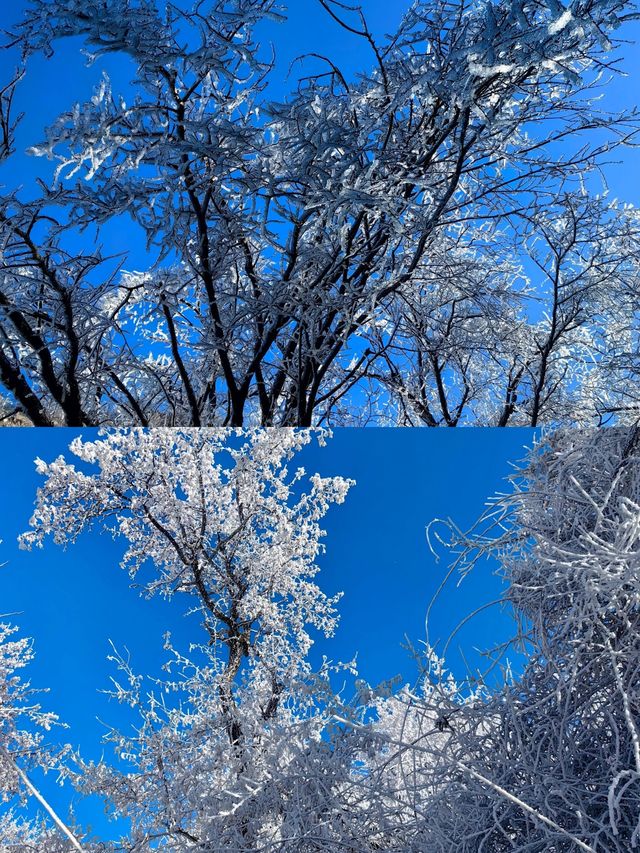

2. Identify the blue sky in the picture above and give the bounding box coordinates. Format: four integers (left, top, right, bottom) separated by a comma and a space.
0, 427, 537, 840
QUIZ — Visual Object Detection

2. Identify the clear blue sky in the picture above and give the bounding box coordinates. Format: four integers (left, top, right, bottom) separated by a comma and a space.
0, 427, 537, 840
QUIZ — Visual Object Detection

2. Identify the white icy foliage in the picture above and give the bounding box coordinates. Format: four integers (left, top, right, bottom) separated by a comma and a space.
17, 429, 371, 850
370, 199, 640, 426
21, 429, 352, 671
399, 428, 640, 851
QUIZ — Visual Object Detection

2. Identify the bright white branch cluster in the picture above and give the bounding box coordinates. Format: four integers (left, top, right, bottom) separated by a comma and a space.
0, 619, 77, 852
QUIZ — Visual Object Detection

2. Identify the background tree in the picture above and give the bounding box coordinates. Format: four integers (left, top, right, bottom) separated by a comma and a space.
0, 614, 81, 851
368, 196, 640, 425
0, 0, 638, 426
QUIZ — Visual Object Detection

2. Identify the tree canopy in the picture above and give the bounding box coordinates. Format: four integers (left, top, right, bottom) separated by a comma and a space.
0, 0, 638, 426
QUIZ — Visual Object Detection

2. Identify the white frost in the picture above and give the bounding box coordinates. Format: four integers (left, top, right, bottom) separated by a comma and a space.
548, 8, 573, 34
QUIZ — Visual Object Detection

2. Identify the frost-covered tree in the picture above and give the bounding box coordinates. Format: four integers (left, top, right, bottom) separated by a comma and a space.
19, 428, 373, 850
365, 427, 640, 851
0, 0, 638, 426
368, 197, 640, 426
0, 616, 81, 852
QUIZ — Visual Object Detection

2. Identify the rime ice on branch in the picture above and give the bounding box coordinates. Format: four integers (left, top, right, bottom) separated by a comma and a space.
0, 619, 76, 851
393, 428, 640, 851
